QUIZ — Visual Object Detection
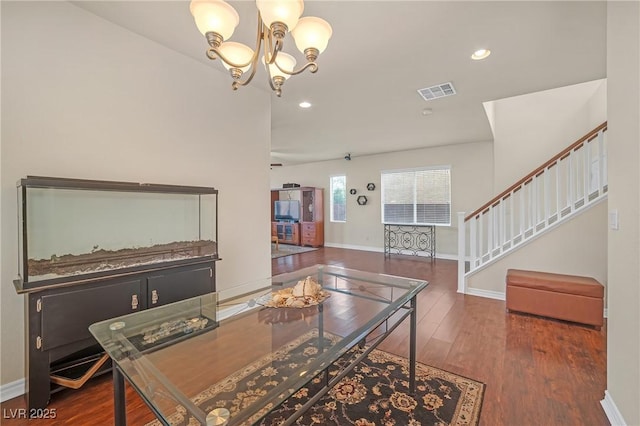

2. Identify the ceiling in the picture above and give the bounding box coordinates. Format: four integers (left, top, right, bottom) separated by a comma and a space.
72, 1, 607, 165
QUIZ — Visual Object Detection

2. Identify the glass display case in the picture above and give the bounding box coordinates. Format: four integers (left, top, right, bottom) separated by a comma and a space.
15, 176, 218, 290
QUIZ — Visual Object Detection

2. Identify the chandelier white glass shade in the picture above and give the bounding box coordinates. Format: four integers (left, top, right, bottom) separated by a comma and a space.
256, 0, 303, 31
190, 0, 332, 97
263, 52, 297, 81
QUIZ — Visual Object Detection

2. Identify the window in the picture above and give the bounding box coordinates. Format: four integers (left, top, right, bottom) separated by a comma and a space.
381, 167, 451, 225
330, 175, 346, 222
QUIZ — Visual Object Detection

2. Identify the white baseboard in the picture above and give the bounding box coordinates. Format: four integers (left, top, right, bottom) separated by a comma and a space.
324, 242, 456, 261
465, 287, 506, 301
601, 390, 627, 426
218, 302, 255, 321
324, 242, 383, 252
434, 253, 458, 261
218, 280, 269, 301
1, 378, 25, 402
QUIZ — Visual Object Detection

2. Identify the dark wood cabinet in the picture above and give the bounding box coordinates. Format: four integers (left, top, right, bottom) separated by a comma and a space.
147, 265, 213, 308
22, 260, 216, 411
40, 279, 143, 351
271, 187, 324, 247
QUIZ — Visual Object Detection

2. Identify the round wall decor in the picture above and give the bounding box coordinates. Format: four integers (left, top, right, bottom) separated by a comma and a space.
349, 188, 357, 195
357, 195, 368, 205
367, 183, 376, 191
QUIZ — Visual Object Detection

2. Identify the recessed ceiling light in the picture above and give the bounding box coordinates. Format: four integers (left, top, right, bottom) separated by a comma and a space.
299, 101, 312, 108
422, 108, 433, 116
471, 49, 491, 60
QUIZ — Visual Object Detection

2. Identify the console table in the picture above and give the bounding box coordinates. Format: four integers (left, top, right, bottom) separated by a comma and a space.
90, 265, 427, 426
384, 223, 436, 260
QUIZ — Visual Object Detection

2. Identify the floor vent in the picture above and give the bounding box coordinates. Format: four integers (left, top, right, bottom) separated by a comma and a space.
417, 82, 456, 101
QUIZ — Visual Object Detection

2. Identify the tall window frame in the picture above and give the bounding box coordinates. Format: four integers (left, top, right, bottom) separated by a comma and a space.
330, 175, 346, 222
381, 166, 451, 226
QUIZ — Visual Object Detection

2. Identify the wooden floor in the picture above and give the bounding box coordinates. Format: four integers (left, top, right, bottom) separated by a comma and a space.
1, 247, 609, 425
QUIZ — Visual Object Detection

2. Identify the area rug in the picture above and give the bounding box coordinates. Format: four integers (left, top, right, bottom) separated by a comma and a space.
257, 350, 485, 426
271, 244, 318, 259
146, 331, 485, 426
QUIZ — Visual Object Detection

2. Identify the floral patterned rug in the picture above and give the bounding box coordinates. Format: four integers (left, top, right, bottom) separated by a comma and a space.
257, 348, 484, 426
146, 331, 484, 426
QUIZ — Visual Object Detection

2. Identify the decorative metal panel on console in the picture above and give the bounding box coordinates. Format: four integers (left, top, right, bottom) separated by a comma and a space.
384, 224, 436, 260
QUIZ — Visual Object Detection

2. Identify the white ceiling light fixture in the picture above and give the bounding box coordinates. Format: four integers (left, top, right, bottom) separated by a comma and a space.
471, 49, 491, 60
190, 0, 333, 97
299, 101, 312, 108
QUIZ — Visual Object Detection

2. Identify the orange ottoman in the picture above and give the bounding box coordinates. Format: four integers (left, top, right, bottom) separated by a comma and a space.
506, 269, 604, 329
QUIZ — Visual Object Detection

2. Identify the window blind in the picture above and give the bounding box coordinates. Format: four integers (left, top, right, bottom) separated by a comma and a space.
381, 167, 451, 225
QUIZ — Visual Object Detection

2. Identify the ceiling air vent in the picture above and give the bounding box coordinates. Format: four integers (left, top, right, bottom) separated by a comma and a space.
417, 82, 456, 101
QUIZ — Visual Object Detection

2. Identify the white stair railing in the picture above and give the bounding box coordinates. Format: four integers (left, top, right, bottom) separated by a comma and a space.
457, 123, 608, 293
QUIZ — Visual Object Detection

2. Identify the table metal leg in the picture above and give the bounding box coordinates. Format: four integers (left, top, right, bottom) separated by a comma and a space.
409, 295, 417, 393
113, 365, 127, 426
318, 303, 324, 352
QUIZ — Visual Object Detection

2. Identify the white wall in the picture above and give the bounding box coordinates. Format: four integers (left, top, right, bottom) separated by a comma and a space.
466, 200, 608, 297
605, 2, 640, 424
488, 79, 607, 193
1, 1, 272, 387
271, 141, 494, 257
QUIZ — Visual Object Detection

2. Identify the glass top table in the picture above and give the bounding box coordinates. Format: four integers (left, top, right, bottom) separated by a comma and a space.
90, 265, 427, 426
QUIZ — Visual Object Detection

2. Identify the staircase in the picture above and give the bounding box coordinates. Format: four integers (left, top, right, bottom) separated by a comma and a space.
457, 122, 608, 293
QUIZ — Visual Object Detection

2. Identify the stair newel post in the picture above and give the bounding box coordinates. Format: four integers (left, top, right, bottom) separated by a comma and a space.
599, 130, 607, 190
478, 212, 484, 263
469, 216, 477, 271
531, 175, 538, 234
509, 193, 515, 247
457, 212, 466, 294
544, 167, 551, 226
555, 161, 561, 221
568, 151, 575, 213
499, 199, 506, 253
519, 185, 525, 241
584, 140, 591, 205
596, 130, 604, 195
487, 206, 494, 259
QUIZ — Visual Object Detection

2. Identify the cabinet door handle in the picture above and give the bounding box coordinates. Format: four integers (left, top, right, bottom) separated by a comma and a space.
151, 289, 159, 305
131, 294, 139, 310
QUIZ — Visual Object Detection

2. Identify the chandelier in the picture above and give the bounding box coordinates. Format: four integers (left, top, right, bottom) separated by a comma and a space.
190, 0, 333, 97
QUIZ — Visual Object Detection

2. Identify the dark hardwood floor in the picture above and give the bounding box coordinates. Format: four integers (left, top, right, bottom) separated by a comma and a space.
1, 247, 609, 425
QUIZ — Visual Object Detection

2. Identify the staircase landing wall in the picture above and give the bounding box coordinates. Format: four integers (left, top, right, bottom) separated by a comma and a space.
487, 79, 607, 192
466, 200, 607, 300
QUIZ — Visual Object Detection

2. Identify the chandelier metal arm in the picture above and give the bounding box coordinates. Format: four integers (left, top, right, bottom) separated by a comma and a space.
263, 31, 281, 95
230, 63, 259, 90
206, 46, 254, 69
275, 60, 318, 76
227, 14, 266, 90
263, 21, 284, 66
